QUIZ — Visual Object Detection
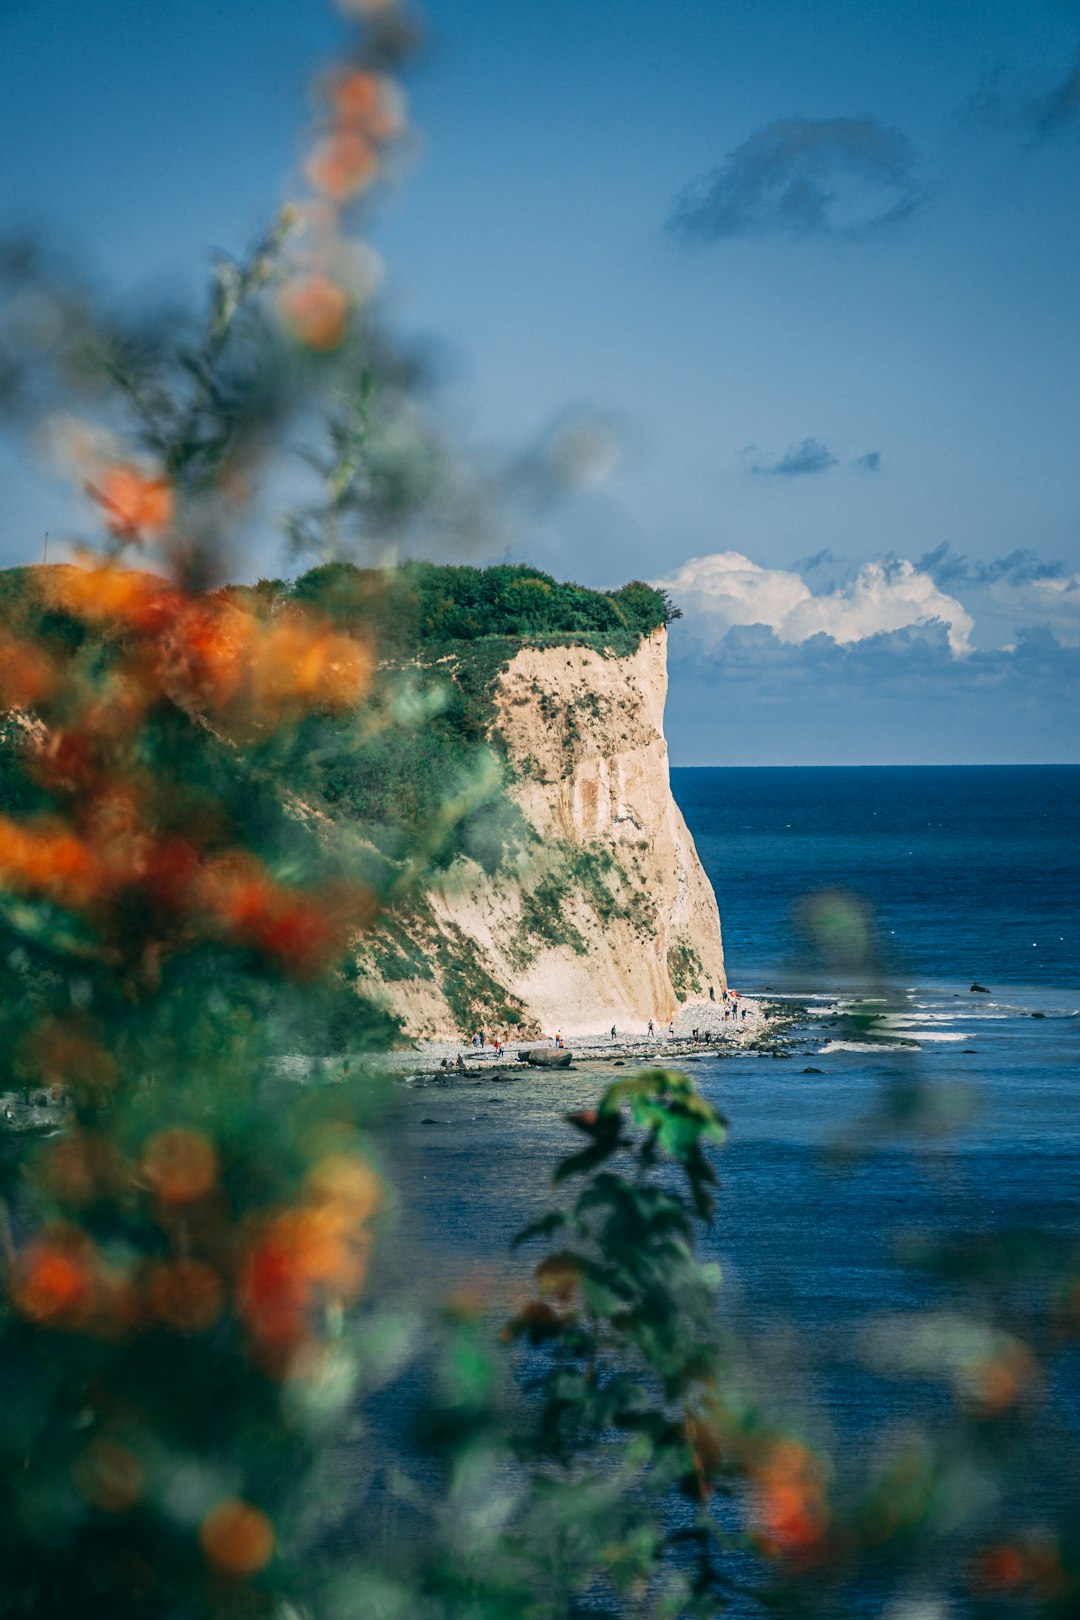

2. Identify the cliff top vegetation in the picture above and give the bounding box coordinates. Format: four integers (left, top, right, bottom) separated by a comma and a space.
264, 559, 679, 658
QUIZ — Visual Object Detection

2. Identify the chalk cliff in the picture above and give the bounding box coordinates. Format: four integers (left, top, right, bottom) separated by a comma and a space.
353, 628, 726, 1039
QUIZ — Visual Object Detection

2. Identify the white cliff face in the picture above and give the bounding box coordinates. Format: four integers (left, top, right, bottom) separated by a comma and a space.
353, 628, 726, 1040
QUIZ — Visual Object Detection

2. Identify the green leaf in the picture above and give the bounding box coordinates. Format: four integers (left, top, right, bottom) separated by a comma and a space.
511, 1211, 568, 1250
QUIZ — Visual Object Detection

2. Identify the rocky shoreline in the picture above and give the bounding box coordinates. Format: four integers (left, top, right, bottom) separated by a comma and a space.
383, 994, 810, 1079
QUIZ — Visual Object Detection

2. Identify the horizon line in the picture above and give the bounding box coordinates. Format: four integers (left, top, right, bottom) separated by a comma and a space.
669, 760, 1080, 769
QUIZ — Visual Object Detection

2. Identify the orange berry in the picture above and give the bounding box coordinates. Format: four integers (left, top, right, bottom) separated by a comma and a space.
91, 465, 173, 540
255, 895, 335, 976
304, 1152, 381, 1224
141, 1128, 218, 1206
304, 130, 378, 201
0, 818, 105, 909
0, 634, 58, 709
752, 1440, 829, 1557
238, 1228, 311, 1347
279, 275, 350, 352
199, 1500, 275, 1576
331, 71, 404, 140
977, 1543, 1027, 1590
971, 1345, 1035, 1414
159, 598, 256, 713
15, 1229, 97, 1326
252, 618, 373, 714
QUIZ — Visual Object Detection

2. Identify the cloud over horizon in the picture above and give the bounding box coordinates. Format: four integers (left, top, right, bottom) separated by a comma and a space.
656, 546, 1080, 764
654, 551, 974, 655
669, 115, 924, 242
662, 617, 1080, 765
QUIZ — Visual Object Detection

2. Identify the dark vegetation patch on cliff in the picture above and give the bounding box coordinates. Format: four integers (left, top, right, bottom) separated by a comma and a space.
667, 936, 706, 1002
512, 841, 660, 969
353, 895, 536, 1036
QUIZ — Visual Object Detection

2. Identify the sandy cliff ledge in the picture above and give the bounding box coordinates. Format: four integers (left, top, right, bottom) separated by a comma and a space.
353, 628, 726, 1039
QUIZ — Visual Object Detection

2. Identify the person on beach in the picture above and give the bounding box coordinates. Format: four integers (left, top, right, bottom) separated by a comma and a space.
479, 1028, 486, 1049
668, 1022, 675, 1037
709, 985, 716, 1002
471, 1031, 479, 1048
610, 1025, 617, 1042
647, 1018, 654, 1038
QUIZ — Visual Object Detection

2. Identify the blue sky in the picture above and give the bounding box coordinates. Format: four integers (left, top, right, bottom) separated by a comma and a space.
1, 0, 1078, 762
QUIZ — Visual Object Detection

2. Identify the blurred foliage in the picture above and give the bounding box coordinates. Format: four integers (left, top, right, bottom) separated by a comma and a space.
1, 2, 1079, 1618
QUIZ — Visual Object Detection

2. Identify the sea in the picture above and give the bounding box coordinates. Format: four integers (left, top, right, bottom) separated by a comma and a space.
378, 765, 1080, 1593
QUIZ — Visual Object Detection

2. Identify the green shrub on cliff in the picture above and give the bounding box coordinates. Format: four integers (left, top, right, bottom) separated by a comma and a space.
289, 558, 677, 651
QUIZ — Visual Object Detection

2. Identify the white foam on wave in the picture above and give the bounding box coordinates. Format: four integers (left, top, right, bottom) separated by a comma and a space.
901, 1031, 970, 1043
890, 1010, 1006, 1024
818, 1041, 913, 1055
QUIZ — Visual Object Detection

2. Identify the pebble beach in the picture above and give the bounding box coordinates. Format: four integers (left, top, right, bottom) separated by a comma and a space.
384, 994, 775, 1077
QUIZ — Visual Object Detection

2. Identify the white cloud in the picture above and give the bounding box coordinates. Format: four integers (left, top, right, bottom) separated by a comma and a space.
655, 551, 974, 656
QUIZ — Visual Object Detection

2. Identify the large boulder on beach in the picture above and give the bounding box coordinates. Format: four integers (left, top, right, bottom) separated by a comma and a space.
521, 1048, 573, 1069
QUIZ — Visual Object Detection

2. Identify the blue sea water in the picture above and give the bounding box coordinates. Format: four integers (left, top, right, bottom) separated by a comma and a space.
675, 763, 1080, 995
382, 766, 1080, 1580
669, 764, 1080, 1444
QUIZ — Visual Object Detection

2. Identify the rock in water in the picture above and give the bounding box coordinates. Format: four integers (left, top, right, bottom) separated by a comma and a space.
521, 1048, 574, 1069
970, 982, 990, 993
